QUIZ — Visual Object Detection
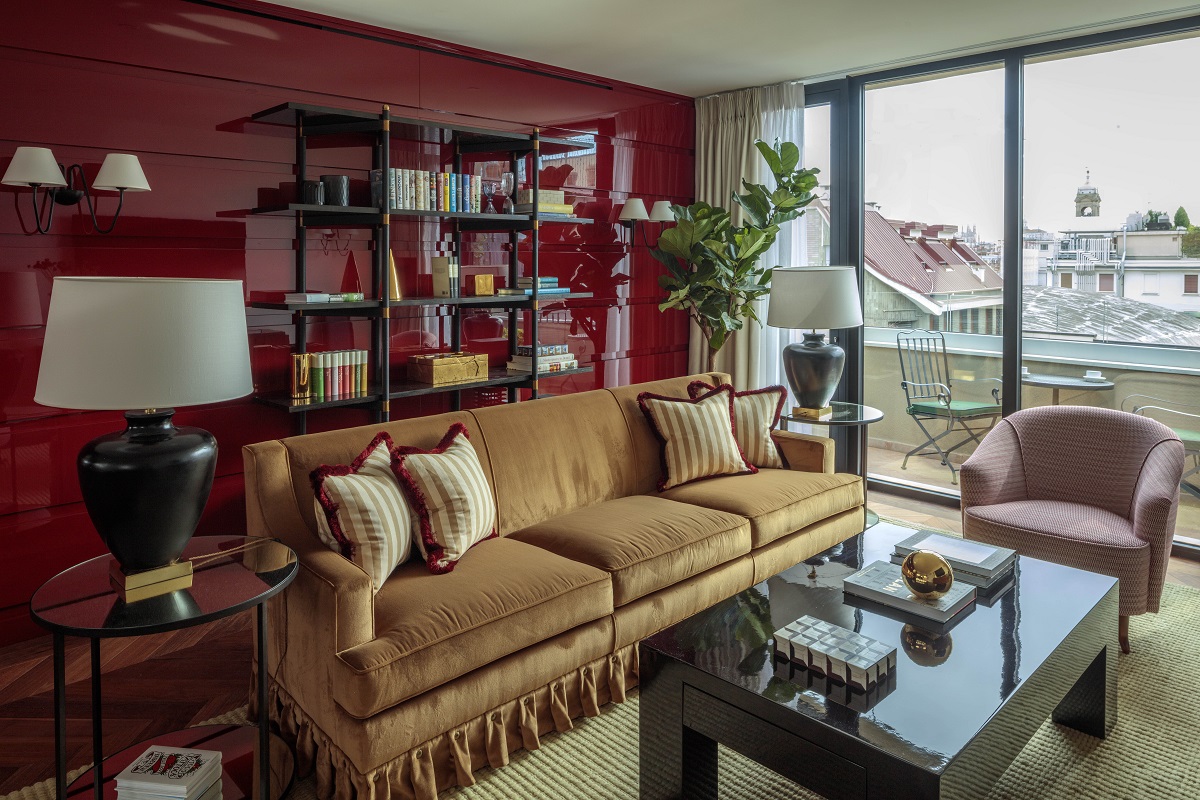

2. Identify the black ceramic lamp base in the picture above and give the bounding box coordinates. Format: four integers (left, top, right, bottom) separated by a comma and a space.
782, 332, 846, 411
77, 409, 217, 574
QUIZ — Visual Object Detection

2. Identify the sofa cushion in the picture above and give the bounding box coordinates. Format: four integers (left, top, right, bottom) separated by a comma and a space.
508, 495, 751, 606
310, 431, 413, 592
660, 468, 864, 549
688, 380, 786, 469
638, 385, 756, 490
332, 536, 612, 719
393, 423, 496, 574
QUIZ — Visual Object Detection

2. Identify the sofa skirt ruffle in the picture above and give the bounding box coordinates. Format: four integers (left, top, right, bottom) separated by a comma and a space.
252, 643, 641, 800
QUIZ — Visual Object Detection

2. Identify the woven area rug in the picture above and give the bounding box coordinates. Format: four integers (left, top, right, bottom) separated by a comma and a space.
7, 589, 1200, 800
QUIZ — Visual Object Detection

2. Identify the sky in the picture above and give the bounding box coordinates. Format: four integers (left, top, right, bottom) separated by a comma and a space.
860, 34, 1200, 243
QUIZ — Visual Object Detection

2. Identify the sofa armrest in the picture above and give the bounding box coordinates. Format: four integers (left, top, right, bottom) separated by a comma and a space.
1132, 439, 1185, 612
771, 430, 835, 474
960, 420, 1028, 511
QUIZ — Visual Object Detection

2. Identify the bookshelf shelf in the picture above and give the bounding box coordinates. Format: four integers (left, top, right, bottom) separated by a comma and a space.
246, 100, 592, 432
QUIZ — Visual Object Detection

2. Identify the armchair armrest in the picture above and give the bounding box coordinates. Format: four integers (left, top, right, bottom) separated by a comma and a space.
959, 419, 1028, 510
771, 429, 835, 474
1132, 439, 1186, 613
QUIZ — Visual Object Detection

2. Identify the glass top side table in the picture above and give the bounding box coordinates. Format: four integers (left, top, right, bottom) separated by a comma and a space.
31, 536, 298, 800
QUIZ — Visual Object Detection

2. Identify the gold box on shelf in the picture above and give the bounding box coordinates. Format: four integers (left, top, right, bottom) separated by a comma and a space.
407, 352, 489, 385
467, 274, 495, 296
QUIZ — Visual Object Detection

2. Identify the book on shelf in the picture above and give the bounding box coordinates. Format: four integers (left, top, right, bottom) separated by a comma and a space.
516, 278, 559, 288
507, 358, 578, 374
843, 561, 976, 624
431, 257, 459, 298
496, 286, 572, 295
892, 531, 1016, 588
115, 746, 221, 797
515, 343, 569, 357
281, 292, 331, 304
512, 202, 574, 215
506, 352, 576, 367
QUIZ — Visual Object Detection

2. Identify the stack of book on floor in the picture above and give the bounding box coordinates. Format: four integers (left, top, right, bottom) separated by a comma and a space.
497, 276, 572, 296
115, 746, 222, 800
843, 561, 977, 626
506, 343, 578, 374
890, 531, 1017, 596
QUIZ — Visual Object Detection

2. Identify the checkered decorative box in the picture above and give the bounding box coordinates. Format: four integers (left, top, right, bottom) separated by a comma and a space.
774, 615, 897, 690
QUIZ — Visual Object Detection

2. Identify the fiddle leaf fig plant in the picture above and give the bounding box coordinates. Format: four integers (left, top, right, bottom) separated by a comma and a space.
652, 139, 820, 371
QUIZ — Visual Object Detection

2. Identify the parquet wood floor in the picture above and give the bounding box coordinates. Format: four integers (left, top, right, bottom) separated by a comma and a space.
1, 495, 1197, 794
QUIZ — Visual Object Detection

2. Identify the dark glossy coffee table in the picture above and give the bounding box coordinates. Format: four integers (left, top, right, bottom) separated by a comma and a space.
639, 521, 1118, 800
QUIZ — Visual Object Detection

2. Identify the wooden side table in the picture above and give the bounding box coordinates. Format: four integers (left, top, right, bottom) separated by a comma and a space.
30, 536, 298, 800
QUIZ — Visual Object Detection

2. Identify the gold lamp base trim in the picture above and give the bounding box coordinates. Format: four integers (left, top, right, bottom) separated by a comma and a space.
109, 559, 194, 602
792, 405, 834, 420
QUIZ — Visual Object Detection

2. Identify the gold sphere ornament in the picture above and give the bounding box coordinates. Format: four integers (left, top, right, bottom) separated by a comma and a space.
900, 550, 954, 599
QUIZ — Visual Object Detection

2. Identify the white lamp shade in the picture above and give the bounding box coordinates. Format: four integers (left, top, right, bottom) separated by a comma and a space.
36, 277, 253, 410
92, 153, 151, 192
767, 266, 864, 329
618, 198, 649, 221
649, 201, 674, 222
2, 146, 67, 187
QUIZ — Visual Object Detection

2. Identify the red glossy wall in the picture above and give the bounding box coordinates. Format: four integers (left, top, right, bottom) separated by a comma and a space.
0, 0, 694, 645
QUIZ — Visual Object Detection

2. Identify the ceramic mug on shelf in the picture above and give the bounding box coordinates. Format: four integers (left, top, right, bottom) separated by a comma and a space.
302, 181, 325, 205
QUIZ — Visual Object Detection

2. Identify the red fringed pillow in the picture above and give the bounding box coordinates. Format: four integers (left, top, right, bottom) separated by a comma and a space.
688, 381, 786, 469
637, 385, 757, 491
391, 423, 497, 574
310, 432, 415, 592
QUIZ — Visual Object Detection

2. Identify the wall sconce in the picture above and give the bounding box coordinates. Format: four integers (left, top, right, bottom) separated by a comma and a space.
2, 146, 151, 234
619, 198, 674, 246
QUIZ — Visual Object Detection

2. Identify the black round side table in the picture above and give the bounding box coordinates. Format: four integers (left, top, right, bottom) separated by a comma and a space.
30, 536, 298, 800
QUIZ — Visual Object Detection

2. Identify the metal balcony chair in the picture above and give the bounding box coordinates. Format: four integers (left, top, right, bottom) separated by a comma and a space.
896, 329, 1001, 484
1124, 395, 1200, 499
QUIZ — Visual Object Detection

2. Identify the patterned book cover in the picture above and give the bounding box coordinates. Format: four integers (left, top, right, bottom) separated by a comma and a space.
115, 746, 221, 793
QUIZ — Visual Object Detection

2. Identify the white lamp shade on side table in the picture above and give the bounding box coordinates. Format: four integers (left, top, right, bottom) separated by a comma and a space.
767, 266, 864, 330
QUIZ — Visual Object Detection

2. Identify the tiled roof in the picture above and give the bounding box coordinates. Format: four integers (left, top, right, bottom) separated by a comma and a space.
864, 209, 1001, 297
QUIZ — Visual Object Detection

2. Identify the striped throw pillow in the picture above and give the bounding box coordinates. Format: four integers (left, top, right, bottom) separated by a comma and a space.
393, 423, 497, 574
638, 385, 757, 491
311, 432, 414, 592
688, 381, 786, 469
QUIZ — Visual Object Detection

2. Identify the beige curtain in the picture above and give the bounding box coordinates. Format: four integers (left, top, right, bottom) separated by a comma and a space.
690, 82, 805, 388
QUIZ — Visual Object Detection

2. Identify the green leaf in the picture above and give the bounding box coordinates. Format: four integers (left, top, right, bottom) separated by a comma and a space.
779, 141, 800, 174
754, 139, 782, 176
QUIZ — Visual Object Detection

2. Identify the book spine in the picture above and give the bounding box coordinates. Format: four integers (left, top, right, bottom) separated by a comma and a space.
472, 174, 481, 213
360, 350, 369, 394
451, 173, 459, 213
387, 169, 396, 211
313, 353, 324, 400
417, 171, 427, 211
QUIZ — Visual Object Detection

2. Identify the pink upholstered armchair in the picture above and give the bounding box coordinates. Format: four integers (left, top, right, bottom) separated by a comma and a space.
960, 406, 1184, 653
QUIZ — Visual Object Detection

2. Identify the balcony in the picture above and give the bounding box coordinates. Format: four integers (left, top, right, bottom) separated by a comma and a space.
863, 330, 1200, 546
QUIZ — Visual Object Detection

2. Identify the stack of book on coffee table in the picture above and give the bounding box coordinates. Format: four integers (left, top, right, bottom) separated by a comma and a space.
115, 746, 222, 800
890, 531, 1016, 591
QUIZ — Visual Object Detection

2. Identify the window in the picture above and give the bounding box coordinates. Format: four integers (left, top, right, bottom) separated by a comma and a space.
1185, 274, 1198, 295
1098, 273, 1115, 292
1060, 272, 1073, 289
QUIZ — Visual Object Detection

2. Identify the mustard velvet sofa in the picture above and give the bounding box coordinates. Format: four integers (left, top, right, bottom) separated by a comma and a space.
242, 373, 865, 800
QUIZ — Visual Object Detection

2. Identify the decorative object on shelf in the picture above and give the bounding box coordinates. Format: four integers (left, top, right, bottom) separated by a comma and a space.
320, 174, 350, 206
302, 180, 325, 205
388, 250, 403, 301
340, 250, 363, 295
773, 615, 897, 691
292, 354, 312, 400
901, 624, 955, 667
767, 265, 863, 416
408, 352, 488, 385
653, 139, 819, 371
900, 550, 955, 599
34, 277, 253, 585
2, 146, 150, 234
498, 173, 515, 214
468, 274, 495, 296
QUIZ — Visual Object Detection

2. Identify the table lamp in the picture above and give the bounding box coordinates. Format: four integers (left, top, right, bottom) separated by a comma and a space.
35, 277, 253, 592
767, 266, 863, 418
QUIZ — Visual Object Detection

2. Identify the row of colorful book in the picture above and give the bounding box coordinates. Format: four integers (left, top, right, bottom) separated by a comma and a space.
506, 343, 579, 374
371, 168, 484, 214
497, 276, 573, 297
291, 350, 370, 400
116, 746, 221, 800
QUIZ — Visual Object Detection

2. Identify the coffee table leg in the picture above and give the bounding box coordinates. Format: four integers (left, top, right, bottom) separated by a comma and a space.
681, 726, 718, 800
54, 633, 66, 800
91, 638, 103, 800
1052, 646, 1116, 738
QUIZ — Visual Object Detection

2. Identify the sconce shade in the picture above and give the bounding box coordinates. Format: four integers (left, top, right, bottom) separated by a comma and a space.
618, 198, 649, 222
649, 201, 674, 222
767, 266, 864, 330
36, 277, 253, 411
2, 146, 67, 187
92, 153, 151, 192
